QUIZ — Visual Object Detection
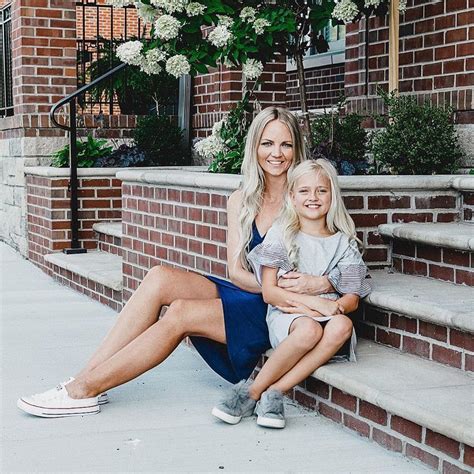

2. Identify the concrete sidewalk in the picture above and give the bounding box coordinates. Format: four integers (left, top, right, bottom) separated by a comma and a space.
1, 242, 429, 473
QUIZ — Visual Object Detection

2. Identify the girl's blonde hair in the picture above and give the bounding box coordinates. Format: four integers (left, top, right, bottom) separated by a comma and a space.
281, 159, 362, 267
238, 107, 306, 269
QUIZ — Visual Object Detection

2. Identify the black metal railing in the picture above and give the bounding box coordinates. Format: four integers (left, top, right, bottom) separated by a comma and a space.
50, 62, 127, 254
0, 4, 13, 118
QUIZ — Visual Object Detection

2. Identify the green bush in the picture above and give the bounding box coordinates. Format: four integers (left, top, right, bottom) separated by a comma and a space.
50, 134, 113, 168
133, 115, 189, 166
371, 92, 464, 175
310, 102, 368, 175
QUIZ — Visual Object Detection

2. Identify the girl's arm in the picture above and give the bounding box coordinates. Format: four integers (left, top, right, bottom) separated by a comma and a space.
226, 190, 262, 293
262, 267, 341, 316
336, 294, 360, 314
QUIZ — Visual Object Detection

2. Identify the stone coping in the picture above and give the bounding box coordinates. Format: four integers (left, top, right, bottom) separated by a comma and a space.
93, 222, 122, 239
116, 169, 474, 192
44, 251, 122, 291
23, 166, 206, 178
310, 340, 473, 446
367, 270, 474, 332
379, 223, 474, 251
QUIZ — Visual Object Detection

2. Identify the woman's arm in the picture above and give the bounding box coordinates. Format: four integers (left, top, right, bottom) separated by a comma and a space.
226, 190, 262, 293
278, 272, 334, 295
262, 267, 341, 316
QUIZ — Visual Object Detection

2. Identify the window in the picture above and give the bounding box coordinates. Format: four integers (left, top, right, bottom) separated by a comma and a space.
0, 4, 13, 118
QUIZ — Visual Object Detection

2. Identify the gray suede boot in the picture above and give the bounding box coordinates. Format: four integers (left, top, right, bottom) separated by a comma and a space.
255, 389, 286, 429
211, 380, 256, 425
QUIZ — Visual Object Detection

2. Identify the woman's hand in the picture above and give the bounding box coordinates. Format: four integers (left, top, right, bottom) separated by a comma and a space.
307, 297, 344, 316
278, 272, 333, 295
276, 300, 321, 317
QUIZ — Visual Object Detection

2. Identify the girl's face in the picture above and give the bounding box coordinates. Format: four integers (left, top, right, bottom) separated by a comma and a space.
290, 170, 332, 223
257, 120, 294, 177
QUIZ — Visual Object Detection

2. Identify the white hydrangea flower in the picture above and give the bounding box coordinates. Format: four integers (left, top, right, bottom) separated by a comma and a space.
107, 0, 136, 7
212, 119, 225, 136
240, 7, 257, 23
364, 0, 381, 7
217, 15, 233, 28
332, 0, 359, 23
151, 0, 187, 14
140, 48, 167, 75
166, 54, 190, 77
116, 40, 143, 66
252, 18, 271, 35
194, 134, 226, 160
186, 2, 205, 16
154, 14, 181, 41
208, 25, 233, 48
135, 2, 158, 23
242, 58, 263, 80
399, 0, 407, 12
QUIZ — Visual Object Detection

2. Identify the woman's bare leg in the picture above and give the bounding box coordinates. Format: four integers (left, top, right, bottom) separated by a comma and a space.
75, 266, 219, 378
67, 298, 225, 399
248, 317, 323, 400
264, 315, 353, 395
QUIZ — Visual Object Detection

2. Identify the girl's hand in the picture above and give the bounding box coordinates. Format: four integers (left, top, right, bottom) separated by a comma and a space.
278, 272, 332, 295
276, 300, 320, 317
316, 299, 345, 316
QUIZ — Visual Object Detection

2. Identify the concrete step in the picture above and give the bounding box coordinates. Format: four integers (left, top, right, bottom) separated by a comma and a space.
357, 270, 473, 372
272, 340, 474, 472
379, 223, 474, 286
43, 250, 123, 311
92, 221, 122, 257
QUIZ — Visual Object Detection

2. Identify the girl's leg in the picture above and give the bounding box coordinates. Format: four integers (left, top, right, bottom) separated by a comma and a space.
75, 266, 219, 378
67, 298, 226, 399
267, 315, 353, 394
248, 317, 323, 400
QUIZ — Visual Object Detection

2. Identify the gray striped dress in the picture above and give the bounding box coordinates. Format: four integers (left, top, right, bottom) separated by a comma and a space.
247, 224, 371, 361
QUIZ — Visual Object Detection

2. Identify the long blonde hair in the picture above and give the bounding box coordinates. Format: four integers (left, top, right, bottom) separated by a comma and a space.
238, 107, 306, 269
281, 159, 362, 267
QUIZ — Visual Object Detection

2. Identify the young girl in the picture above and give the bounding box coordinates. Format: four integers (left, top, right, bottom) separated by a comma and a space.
212, 159, 371, 428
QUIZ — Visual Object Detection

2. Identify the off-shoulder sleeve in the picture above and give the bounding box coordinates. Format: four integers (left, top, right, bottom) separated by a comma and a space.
327, 240, 371, 297
247, 225, 293, 286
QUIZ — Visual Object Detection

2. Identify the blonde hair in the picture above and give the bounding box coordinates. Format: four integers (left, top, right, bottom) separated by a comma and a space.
281, 159, 362, 267
238, 107, 306, 269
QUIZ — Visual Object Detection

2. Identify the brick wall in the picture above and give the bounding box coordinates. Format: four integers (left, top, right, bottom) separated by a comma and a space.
26, 172, 121, 273
287, 63, 345, 111
192, 59, 287, 139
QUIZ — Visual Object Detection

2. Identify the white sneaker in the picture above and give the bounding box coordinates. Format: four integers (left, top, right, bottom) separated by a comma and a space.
17, 383, 99, 418
63, 377, 109, 405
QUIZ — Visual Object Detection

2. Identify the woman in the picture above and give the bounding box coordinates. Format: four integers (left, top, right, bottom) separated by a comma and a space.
17, 107, 333, 418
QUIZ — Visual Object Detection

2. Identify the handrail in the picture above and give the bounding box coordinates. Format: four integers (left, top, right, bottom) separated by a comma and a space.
50, 62, 127, 131
49, 62, 128, 254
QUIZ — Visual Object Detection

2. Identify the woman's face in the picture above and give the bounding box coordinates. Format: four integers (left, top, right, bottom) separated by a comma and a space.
257, 119, 294, 177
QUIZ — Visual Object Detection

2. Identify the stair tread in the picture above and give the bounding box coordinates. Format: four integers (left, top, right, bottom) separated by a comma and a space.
368, 270, 474, 332
311, 340, 473, 445
378, 222, 474, 251
44, 251, 122, 291
92, 221, 122, 239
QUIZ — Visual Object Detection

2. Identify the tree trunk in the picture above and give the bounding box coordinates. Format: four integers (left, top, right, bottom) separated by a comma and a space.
295, 51, 313, 149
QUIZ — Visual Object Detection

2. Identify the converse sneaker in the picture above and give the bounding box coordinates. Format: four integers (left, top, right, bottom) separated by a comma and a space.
255, 389, 285, 429
211, 380, 256, 425
64, 377, 109, 405
17, 383, 99, 418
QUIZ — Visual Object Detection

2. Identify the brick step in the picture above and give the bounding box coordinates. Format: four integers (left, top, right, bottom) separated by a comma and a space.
275, 340, 473, 473
44, 251, 122, 311
357, 270, 473, 372
92, 221, 123, 257
379, 223, 474, 286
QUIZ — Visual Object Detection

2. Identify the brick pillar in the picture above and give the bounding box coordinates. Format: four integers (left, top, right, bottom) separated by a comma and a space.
0, 0, 77, 255
191, 57, 287, 141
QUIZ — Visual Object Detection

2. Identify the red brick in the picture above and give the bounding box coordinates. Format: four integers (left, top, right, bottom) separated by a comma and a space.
406, 444, 440, 470
352, 213, 388, 227
359, 400, 387, 425
464, 445, 474, 468
331, 388, 357, 412
403, 259, 428, 276
343, 196, 364, 209
376, 328, 401, 348
181, 190, 195, 204
419, 321, 448, 342
390, 415, 422, 442
368, 195, 410, 209
372, 428, 402, 453
393, 213, 433, 223
403, 336, 430, 358
306, 378, 330, 399
417, 244, 442, 262
196, 192, 210, 206
167, 189, 181, 202
455, 269, 474, 286
390, 314, 417, 333
442, 461, 470, 474
432, 345, 462, 369
429, 264, 454, 282
293, 389, 316, 410
343, 413, 370, 437
364, 307, 389, 326
393, 240, 416, 257
318, 402, 342, 423
211, 194, 227, 209
415, 196, 456, 209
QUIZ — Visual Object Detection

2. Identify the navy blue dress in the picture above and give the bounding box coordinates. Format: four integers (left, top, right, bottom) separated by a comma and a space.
189, 222, 271, 383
